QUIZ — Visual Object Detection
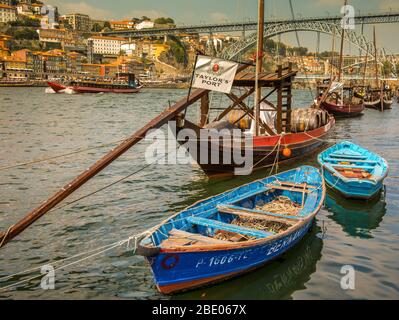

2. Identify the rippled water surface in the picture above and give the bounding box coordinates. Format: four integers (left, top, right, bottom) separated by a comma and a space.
0, 87, 398, 300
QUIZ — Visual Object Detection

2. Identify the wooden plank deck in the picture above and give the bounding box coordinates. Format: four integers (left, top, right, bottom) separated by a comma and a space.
186, 216, 274, 238
217, 204, 299, 225
161, 229, 230, 247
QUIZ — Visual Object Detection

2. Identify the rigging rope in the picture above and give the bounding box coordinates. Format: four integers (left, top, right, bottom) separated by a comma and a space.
0, 234, 147, 292
0, 139, 126, 172
288, 0, 315, 103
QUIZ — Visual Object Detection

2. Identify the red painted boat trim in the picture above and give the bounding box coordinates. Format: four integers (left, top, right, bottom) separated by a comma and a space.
47, 81, 66, 92
47, 81, 141, 94
320, 100, 364, 117
253, 116, 335, 148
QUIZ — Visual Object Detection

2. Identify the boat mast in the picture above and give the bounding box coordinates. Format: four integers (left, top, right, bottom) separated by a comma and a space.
337, 0, 347, 83
373, 26, 379, 88
330, 28, 336, 80
254, 0, 265, 136
362, 44, 369, 87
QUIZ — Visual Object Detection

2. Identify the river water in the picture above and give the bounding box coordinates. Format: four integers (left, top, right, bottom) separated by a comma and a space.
0, 87, 398, 300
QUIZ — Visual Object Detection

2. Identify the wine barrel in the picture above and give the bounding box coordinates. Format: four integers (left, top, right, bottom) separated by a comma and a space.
227, 110, 252, 130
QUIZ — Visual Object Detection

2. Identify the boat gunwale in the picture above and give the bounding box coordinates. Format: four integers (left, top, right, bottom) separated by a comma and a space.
140, 166, 325, 253
318, 141, 390, 186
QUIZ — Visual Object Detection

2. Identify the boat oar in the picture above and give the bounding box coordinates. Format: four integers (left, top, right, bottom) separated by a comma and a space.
0, 62, 253, 248
0, 89, 209, 248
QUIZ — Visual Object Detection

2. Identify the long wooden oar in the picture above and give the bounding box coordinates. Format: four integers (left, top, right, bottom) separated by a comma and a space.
0, 89, 208, 248
0, 63, 252, 248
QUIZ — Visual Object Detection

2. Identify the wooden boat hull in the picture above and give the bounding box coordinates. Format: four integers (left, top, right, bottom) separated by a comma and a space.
152, 221, 313, 294
139, 166, 325, 294
177, 116, 335, 175
318, 141, 389, 200
47, 81, 141, 94
364, 99, 381, 110
320, 100, 364, 118
364, 99, 392, 111
383, 99, 393, 110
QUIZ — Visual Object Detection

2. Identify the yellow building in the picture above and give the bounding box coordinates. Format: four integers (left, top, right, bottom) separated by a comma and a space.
0, 34, 11, 58
2, 56, 32, 81
151, 43, 170, 59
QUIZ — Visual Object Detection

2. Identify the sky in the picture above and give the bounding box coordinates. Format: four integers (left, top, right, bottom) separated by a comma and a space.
46, 0, 399, 53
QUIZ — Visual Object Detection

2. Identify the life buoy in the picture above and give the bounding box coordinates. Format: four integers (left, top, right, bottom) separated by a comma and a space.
161, 254, 180, 270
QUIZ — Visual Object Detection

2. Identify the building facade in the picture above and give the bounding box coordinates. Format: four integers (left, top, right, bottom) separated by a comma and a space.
88, 36, 125, 55
38, 28, 76, 47
0, 3, 17, 23
110, 20, 135, 30
64, 13, 91, 32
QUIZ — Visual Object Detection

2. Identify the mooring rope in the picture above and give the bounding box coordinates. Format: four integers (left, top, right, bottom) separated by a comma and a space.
0, 232, 150, 292
0, 139, 127, 172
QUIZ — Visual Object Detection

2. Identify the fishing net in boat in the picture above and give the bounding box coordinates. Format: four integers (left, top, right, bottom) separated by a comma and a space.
255, 196, 301, 217
214, 218, 291, 242
334, 166, 372, 179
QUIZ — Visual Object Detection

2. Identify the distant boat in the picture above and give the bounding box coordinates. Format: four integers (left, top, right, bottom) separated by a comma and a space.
364, 27, 393, 111
318, 141, 388, 200
364, 87, 393, 111
137, 166, 325, 294
317, 82, 365, 118
47, 73, 142, 94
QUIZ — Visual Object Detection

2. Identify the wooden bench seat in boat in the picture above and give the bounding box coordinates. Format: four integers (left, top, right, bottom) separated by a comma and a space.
217, 204, 301, 225
266, 183, 312, 194
329, 164, 375, 170
324, 157, 378, 164
228, 187, 269, 204
330, 153, 367, 160
186, 216, 274, 238
276, 181, 317, 189
161, 229, 230, 247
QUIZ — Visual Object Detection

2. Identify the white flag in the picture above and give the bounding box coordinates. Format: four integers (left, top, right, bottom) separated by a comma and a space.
192, 55, 239, 94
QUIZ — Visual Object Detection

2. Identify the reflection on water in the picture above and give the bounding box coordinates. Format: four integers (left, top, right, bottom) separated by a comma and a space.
175, 225, 323, 300
325, 190, 387, 239
0, 88, 398, 299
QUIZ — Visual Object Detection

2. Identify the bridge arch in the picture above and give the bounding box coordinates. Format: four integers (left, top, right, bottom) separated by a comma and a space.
220, 21, 397, 74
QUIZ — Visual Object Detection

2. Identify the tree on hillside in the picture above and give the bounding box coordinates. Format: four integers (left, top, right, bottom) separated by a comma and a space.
8, 16, 41, 28
10, 28, 39, 40
91, 23, 102, 32
154, 17, 175, 25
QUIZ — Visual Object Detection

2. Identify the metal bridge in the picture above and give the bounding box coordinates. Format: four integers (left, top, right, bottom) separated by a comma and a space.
102, 12, 399, 38
219, 20, 397, 68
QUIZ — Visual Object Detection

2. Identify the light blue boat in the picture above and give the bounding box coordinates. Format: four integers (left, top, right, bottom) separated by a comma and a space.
318, 141, 388, 200
137, 166, 325, 294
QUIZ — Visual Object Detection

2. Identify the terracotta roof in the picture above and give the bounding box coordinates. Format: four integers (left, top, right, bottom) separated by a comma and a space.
0, 4, 15, 9
90, 36, 126, 41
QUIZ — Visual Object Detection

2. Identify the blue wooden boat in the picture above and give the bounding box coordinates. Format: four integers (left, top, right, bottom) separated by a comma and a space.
318, 141, 388, 200
137, 166, 325, 294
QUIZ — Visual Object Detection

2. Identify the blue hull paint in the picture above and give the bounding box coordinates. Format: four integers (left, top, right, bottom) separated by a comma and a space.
318, 141, 388, 200
148, 221, 313, 288
139, 166, 325, 294
323, 167, 383, 199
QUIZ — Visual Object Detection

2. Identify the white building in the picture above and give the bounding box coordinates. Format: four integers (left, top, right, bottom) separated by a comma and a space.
0, 3, 16, 23
135, 20, 154, 30
120, 42, 137, 56
88, 36, 126, 55
16, 3, 33, 16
